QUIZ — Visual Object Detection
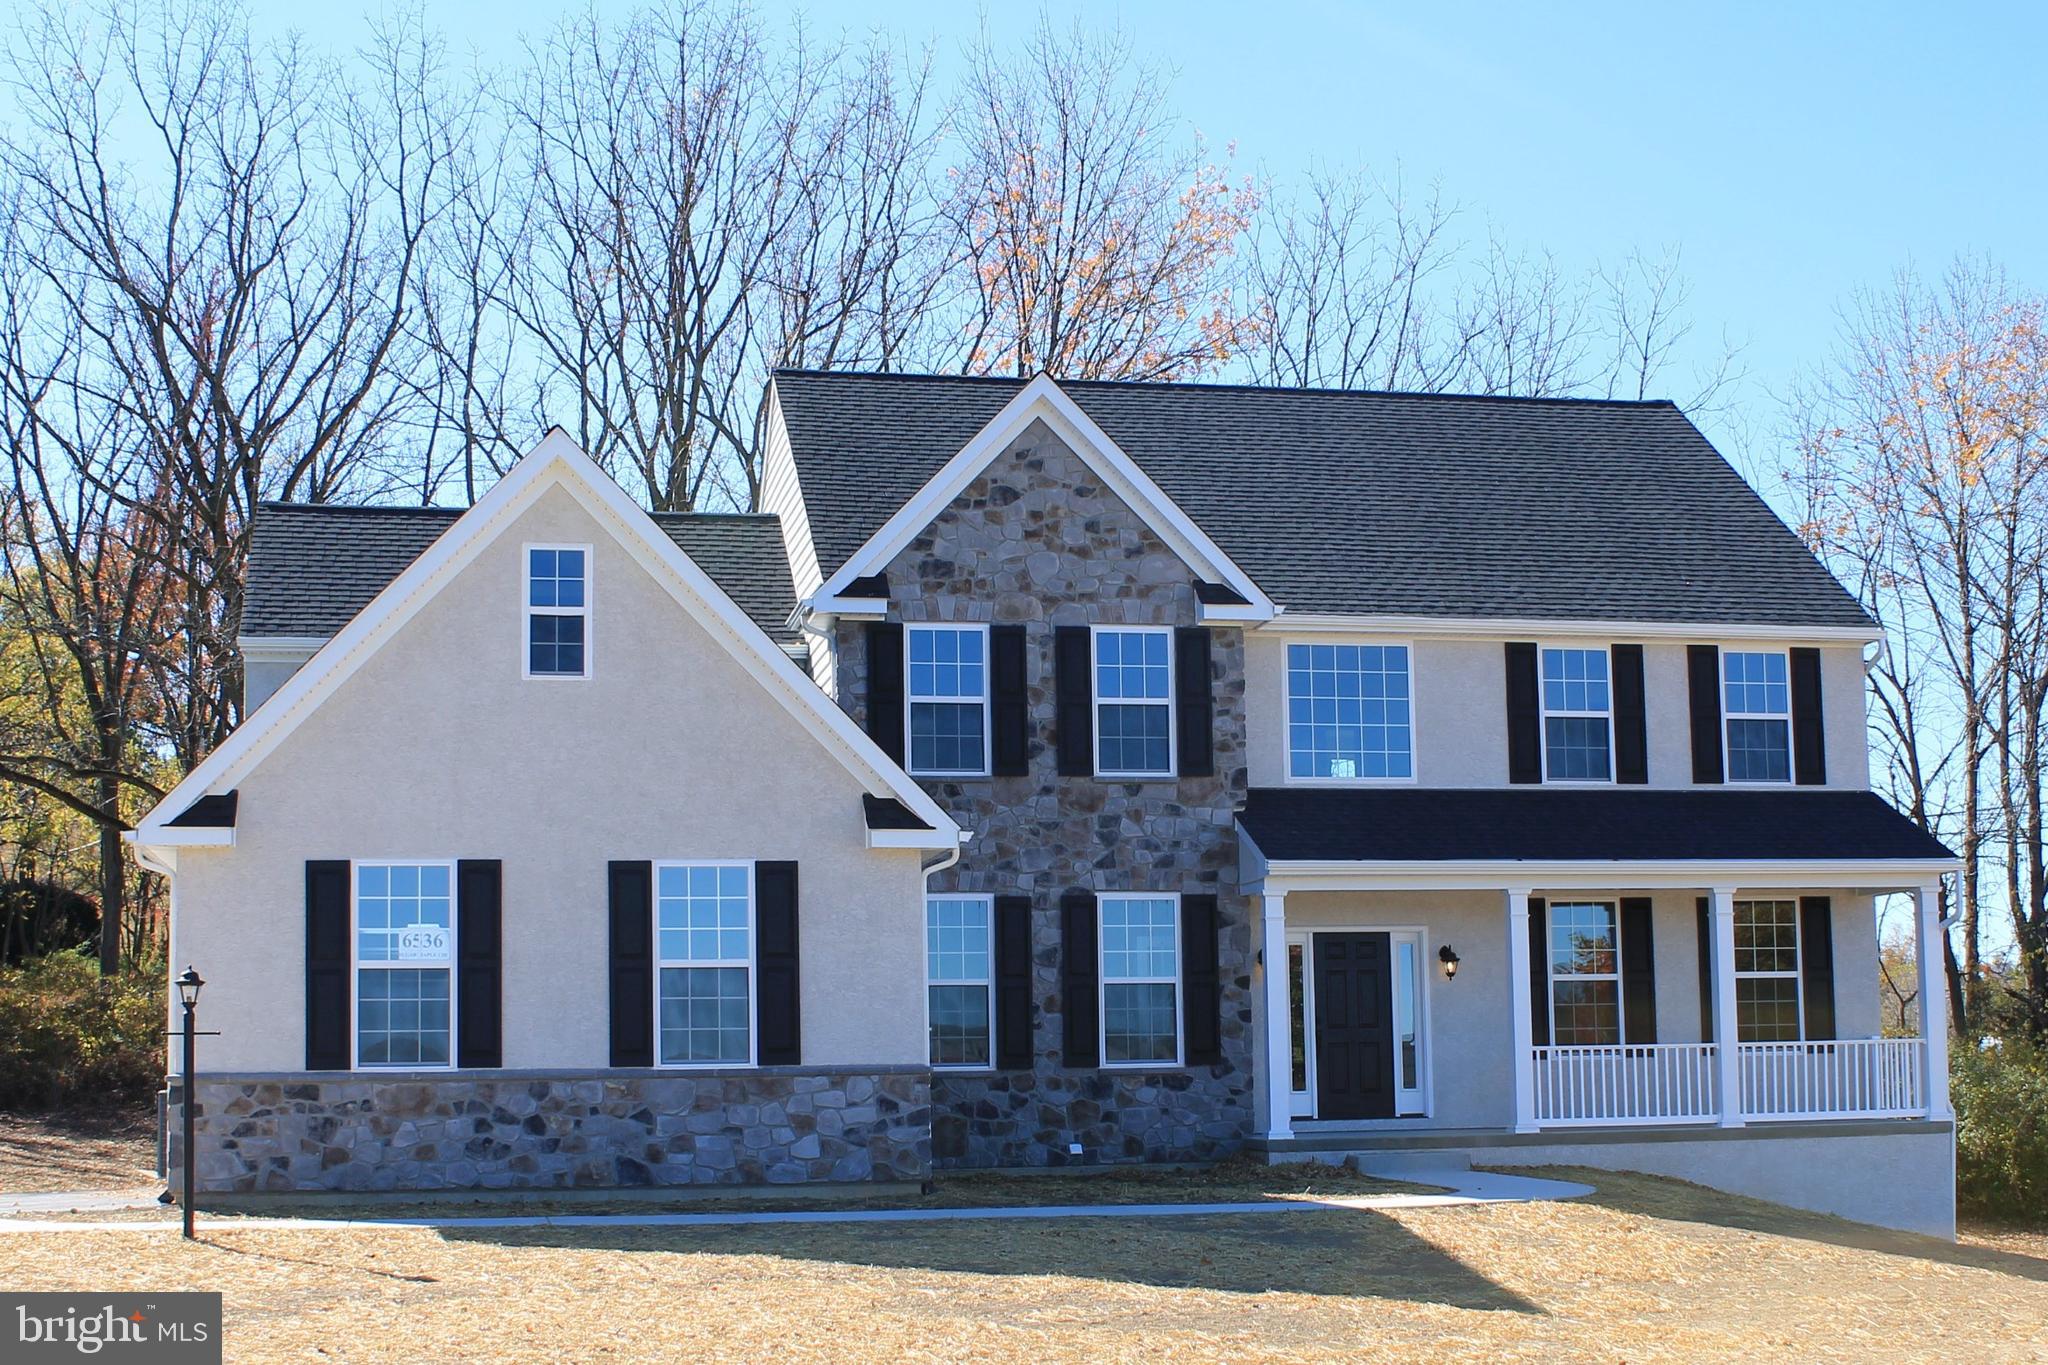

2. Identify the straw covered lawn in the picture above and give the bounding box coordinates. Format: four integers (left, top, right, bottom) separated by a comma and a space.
4, 1166, 2047, 1362
0, 1111, 158, 1195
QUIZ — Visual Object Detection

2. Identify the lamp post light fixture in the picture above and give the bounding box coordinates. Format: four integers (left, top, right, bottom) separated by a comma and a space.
172, 968, 207, 1240
1437, 945, 1461, 981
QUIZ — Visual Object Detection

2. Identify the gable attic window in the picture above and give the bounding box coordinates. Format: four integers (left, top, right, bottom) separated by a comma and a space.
525, 545, 590, 678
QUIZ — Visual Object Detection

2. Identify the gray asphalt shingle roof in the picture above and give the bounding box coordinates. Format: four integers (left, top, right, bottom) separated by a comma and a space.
772, 370, 1873, 629
241, 503, 800, 648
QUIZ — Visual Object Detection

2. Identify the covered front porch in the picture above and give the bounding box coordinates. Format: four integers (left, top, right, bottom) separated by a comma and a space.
1237, 789, 1960, 1142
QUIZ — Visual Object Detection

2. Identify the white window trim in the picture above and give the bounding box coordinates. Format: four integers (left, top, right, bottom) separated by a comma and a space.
522, 542, 593, 681
350, 859, 458, 1072
1097, 891, 1185, 1069
1545, 899, 1624, 1046
1733, 898, 1805, 1042
1721, 648, 1794, 786
926, 893, 997, 1071
1279, 636, 1419, 786
1538, 643, 1615, 785
905, 623, 993, 779
1286, 925, 1435, 1120
651, 860, 758, 1070
1090, 625, 1177, 779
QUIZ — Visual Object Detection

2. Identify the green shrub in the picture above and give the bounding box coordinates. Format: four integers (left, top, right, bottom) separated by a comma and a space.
1953, 1037, 2048, 1222
0, 949, 164, 1111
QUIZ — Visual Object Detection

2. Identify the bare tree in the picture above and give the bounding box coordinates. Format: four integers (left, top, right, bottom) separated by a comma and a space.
1788, 258, 2048, 1037
945, 15, 1258, 382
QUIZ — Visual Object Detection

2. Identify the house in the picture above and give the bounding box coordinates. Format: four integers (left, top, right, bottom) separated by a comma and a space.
132, 371, 1960, 1236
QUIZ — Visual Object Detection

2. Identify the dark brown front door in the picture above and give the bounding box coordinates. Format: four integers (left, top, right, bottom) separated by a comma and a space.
1314, 932, 1396, 1120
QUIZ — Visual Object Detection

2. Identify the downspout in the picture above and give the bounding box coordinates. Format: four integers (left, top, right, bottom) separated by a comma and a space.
916, 833, 968, 1194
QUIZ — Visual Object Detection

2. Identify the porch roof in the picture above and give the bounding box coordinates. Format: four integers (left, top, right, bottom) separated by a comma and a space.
1238, 788, 1954, 866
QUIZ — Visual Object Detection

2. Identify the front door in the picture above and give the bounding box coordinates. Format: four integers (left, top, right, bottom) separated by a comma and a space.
1313, 932, 1396, 1120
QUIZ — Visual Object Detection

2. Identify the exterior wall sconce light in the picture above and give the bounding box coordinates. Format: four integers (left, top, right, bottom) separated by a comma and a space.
1438, 945, 1461, 981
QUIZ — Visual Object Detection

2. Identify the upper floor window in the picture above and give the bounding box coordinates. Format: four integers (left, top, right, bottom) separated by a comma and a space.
1547, 900, 1620, 1045
355, 862, 454, 1068
1541, 647, 1611, 782
1100, 894, 1180, 1065
1286, 642, 1412, 780
1723, 651, 1791, 783
656, 863, 752, 1066
1094, 628, 1173, 776
526, 545, 589, 678
927, 895, 993, 1068
1735, 899, 1801, 1041
908, 625, 988, 776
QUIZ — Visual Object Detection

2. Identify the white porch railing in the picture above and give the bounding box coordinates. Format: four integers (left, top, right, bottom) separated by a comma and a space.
1532, 1044, 1719, 1126
1530, 1038, 1929, 1126
1739, 1038, 1927, 1120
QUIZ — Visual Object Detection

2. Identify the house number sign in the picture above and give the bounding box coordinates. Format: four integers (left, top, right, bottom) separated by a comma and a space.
395, 924, 450, 960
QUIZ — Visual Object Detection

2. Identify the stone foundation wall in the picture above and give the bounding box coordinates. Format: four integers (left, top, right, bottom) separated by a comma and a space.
834, 418, 1258, 1168
169, 1068, 930, 1194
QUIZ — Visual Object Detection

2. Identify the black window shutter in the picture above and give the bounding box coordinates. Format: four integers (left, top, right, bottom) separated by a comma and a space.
1505, 643, 1541, 784
1612, 644, 1649, 785
456, 860, 503, 1068
607, 861, 654, 1067
865, 623, 905, 764
1055, 626, 1094, 777
1790, 647, 1827, 786
1688, 644, 1724, 784
1182, 894, 1222, 1065
1620, 897, 1657, 1044
1174, 627, 1215, 778
305, 860, 351, 1070
1695, 897, 1714, 1042
756, 861, 801, 1065
1060, 888, 1099, 1066
1528, 897, 1549, 1046
994, 895, 1034, 1069
990, 624, 1030, 776
1799, 896, 1836, 1041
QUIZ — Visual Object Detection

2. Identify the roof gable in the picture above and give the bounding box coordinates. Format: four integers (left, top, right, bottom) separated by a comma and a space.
772, 370, 1876, 633
802, 373, 1272, 619
135, 430, 958, 851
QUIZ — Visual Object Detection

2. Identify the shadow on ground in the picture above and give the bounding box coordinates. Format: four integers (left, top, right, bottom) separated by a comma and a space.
1509, 1165, 2048, 1284
437, 1205, 1542, 1312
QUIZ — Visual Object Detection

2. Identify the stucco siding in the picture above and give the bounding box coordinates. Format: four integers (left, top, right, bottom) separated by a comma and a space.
173, 484, 927, 1075
1246, 634, 1871, 791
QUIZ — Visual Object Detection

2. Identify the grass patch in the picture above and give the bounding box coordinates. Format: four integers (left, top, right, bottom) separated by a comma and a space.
0, 1110, 157, 1195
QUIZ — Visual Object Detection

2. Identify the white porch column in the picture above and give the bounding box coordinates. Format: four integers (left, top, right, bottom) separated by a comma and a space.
1915, 881, 1953, 1121
1504, 887, 1537, 1133
1709, 886, 1744, 1128
1257, 891, 1293, 1141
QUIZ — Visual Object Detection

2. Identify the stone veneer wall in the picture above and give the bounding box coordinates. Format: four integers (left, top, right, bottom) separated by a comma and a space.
169, 1068, 930, 1193
833, 418, 1255, 1168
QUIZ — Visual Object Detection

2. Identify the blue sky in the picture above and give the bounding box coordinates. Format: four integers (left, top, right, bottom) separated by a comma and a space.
274, 1, 2046, 459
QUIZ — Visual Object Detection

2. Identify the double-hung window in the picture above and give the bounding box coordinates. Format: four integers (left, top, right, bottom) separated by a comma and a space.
526, 545, 589, 678
354, 862, 455, 1068
1100, 894, 1180, 1065
927, 895, 993, 1068
1094, 628, 1173, 777
1734, 899, 1802, 1041
1286, 642, 1412, 779
1547, 901, 1621, 1046
1540, 647, 1612, 782
908, 625, 989, 776
655, 863, 753, 1066
1724, 651, 1792, 782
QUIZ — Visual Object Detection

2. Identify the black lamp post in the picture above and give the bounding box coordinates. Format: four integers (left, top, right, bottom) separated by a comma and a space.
173, 968, 205, 1240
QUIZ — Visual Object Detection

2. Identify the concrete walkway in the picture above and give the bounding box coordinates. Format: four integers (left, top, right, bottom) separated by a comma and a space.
0, 1164, 1592, 1234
